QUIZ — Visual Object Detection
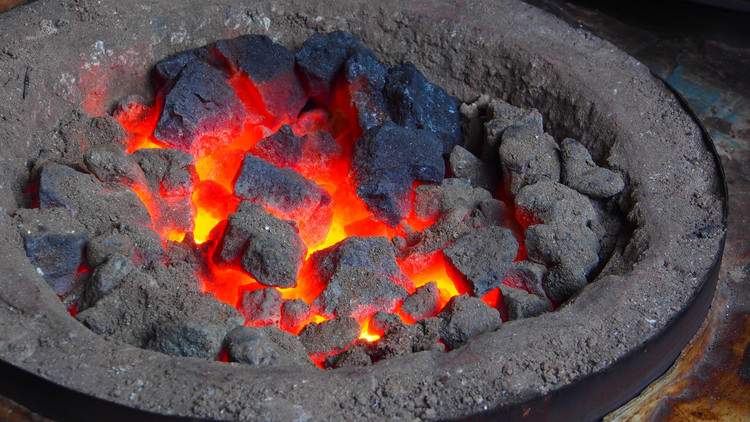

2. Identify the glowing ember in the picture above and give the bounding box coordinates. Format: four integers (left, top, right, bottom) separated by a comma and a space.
113, 34, 531, 362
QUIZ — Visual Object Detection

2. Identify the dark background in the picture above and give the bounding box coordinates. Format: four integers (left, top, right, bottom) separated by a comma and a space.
1, 1, 748, 420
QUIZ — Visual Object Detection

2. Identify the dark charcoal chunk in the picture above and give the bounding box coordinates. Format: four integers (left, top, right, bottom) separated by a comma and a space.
238, 287, 282, 327
505, 261, 547, 297
38, 162, 151, 235
459, 95, 491, 155
17, 208, 87, 295
216, 202, 305, 287
234, 155, 332, 244
499, 285, 549, 320
560, 138, 624, 198
149, 320, 227, 359
444, 226, 518, 296
295, 31, 362, 98
516, 181, 601, 302
157, 196, 194, 233
410, 317, 443, 352
354, 122, 445, 225
81, 253, 135, 309
311, 237, 409, 319
368, 314, 442, 361
325, 341, 372, 368
225, 326, 312, 367
478, 199, 509, 226
154, 61, 246, 151
525, 223, 599, 303
499, 122, 560, 196
401, 282, 440, 321
84, 144, 146, 186
280, 299, 310, 332
253, 125, 304, 167
344, 49, 389, 131
367, 315, 412, 361
214, 35, 306, 119
132, 148, 197, 197
401, 206, 477, 256
58, 115, 128, 166
482, 100, 541, 163
448, 145, 496, 191
438, 295, 501, 349
299, 317, 360, 355
153, 46, 211, 84
87, 224, 163, 268
385, 63, 461, 154
515, 181, 598, 226
413, 178, 492, 221
78, 265, 242, 352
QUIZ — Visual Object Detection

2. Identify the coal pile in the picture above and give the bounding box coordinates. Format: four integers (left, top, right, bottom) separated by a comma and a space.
16, 31, 625, 370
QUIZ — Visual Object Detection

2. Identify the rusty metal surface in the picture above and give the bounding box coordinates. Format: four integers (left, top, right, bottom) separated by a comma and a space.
0, 0, 27, 13
523, 1, 750, 420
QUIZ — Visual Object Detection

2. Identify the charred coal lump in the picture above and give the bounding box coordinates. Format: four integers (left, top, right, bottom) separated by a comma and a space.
17, 31, 625, 369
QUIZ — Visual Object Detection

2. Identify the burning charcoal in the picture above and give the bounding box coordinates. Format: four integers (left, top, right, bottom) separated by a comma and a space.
158, 196, 195, 233
499, 124, 560, 196
253, 125, 304, 167
132, 148, 197, 196
225, 326, 312, 368
525, 222, 599, 303
81, 253, 134, 309
371, 311, 404, 334
367, 320, 413, 361
78, 265, 243, 349
459, 95, 491, 155
482, 100, 541, 163
149, 320, 227, 359
414, 178, 492, 221
478, 199, 509, 226
515, 181, 601, 302
299, 317, 360, 355
153, 46, 211, 84
238, 287, 282, 327
438, 295, 501, 349
344, 49, 389, 131
354, 122, 445, 225
499, 285, 550, 320
214, 35, 306, 120
514, 181, 598, 227
154, 61, 246, 151
83, 144, 146, 186
505, 261, 547, 297
560, 138, 624, 198
295, 31, 362, 98
280, 299, 310, 332
448, 145, 496, 191
384, 63, 462, 154
234, 154, 332, 244
16, 207, 87, 295
403, 206, 476, 256
300, 131, 343, 169
401, 282, 440, 321
38, 162, 151, 235
444, 226, 518, 296
410, 317, 443, 352
311, 237, 409, 319
87, 225, 163, 268
58, 115, 128, 165
325, 342, 372, 369
216, 202, 305, 288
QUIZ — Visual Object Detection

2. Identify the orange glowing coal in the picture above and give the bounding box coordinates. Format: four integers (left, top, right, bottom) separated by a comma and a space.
115, 71, 490, 353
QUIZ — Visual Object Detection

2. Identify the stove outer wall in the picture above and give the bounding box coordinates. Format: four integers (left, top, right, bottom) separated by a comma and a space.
0, 0, 725, 420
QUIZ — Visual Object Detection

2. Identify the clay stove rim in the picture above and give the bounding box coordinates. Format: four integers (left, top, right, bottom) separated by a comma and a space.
0, 0, 727, 420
